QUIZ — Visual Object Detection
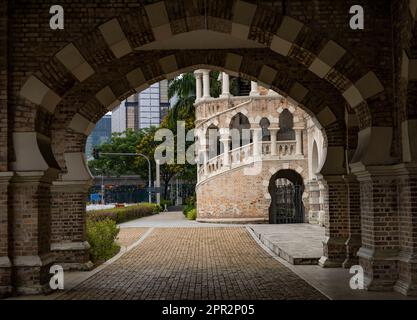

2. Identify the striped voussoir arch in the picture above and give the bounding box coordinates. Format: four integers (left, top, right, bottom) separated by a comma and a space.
64, 53, 345, 150
19, 0, 383, 131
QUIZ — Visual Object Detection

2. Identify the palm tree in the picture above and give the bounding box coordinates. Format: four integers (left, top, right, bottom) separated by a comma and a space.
167, 73, 196, 127
167, 71, 222, 127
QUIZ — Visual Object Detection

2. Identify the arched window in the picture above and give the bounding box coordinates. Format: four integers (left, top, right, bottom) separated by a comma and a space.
277, 109, 295, 141
229, 113, 251, 149
206, 124, 221, 159
259, 117, 271, 141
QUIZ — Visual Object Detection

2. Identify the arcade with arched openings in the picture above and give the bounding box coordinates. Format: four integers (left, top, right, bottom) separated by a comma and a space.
0, 0, 416, 297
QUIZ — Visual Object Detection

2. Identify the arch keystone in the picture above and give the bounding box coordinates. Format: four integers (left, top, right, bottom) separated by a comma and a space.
20, 76, 61, 113
55, 43, 94, 82
99, 18, 132, 58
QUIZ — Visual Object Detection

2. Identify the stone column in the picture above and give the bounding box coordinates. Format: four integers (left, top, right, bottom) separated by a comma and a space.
269, 129, 278, 156
202, 69, 210, 99
394, 164, 417, 296
220, 135, 230, 168
250, 81, 259, 96
220, 72, 230, 98
10, 170, 58, 295
295, 129, 303, 156
252, 128, 262, 159
319, 175, 350, 268
342, 174, 362, 268
51, 181, 93, 271
351, 164, 401, 291
0, 172, 13, 298
194, 70, 202, 101
50, 152, 94, 271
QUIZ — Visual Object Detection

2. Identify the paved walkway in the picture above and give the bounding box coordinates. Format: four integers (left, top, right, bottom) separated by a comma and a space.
119, 211, 242, 228
58, 227, 326, 300
11, 212, 415, 300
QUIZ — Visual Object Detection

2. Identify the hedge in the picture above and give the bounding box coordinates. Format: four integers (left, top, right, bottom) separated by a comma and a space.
88, 203, 162, 224
87, 218, 120, 264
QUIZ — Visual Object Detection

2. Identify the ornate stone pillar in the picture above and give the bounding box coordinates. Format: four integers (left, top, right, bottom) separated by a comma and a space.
295, 128, 303, 156
194, 70, 202, 101
250, 81, 259, 96
202, 69, 210, 99
220, 72, 230, 98
0, 172, 13, 297
342, 174, 362, 268
51, 152, 94, 271
269, 129, 278, 156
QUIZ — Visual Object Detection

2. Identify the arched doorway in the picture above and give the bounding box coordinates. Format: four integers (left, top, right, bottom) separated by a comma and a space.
268, 169, 305, 224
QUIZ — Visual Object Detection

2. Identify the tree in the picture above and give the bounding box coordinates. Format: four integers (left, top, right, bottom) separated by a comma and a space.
88, 129, 146, 176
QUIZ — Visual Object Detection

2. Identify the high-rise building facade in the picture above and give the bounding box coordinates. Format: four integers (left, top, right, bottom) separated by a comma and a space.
85, 114, 112, 160
111, 80, 170, 133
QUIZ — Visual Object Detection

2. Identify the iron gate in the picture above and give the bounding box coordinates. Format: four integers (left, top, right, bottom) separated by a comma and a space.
271, 179, 304, 224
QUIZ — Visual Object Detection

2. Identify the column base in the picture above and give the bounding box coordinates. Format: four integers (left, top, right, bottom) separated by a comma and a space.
319, 236, 347, 268
13, 254, 55, 295
358, 247, 399, 292
394, 253, 417, 296
51, 241, 93, 271
0, 257, 12, 298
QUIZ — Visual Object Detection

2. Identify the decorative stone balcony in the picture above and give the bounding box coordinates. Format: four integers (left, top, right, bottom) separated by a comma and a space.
198, 140, 305, 183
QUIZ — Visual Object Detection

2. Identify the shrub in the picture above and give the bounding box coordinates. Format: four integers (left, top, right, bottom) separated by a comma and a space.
87, 218, 120, 264
88, 203, 161, 224
186, 208, 197, 220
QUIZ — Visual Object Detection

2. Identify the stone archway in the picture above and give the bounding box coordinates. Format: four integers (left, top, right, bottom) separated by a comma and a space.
3, 0, 414, 297
268, 169, 305, 224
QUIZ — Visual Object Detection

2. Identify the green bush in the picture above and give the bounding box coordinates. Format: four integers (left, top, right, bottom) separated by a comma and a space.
88, 203, 161, 224
87, 218, 120, 264
186, 208, 197, 220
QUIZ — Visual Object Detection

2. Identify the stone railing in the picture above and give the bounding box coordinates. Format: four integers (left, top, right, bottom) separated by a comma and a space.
198, 140, 302, 183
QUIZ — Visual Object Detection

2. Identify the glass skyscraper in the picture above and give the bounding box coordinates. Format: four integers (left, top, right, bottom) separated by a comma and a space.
111, 80, 169, 133
85, 114, 112, 160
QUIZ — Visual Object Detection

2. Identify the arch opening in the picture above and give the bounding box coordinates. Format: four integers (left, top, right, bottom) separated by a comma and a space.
268, 169, 305, 224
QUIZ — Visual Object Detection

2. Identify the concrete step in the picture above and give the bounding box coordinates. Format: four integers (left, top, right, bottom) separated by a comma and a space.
249, 224, 324, 265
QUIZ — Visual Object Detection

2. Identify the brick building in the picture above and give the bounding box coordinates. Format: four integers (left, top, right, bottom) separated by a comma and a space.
194, 71, 327, 225
0, 0, 416, 297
